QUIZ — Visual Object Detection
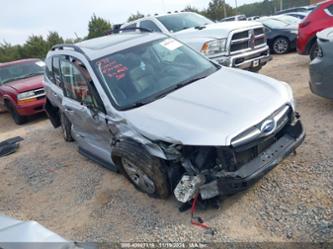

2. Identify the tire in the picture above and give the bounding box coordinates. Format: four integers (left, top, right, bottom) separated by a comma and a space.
272, 37, 290, 54
60, 112, 74, 142
6, 102, 26, 125
309, 42, 319, 61
112, 141, 170, 199
249, 65, 262, 73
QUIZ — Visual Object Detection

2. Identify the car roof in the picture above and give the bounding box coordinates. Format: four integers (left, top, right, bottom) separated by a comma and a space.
73, 32, 167, 61
0, 58, 39, 67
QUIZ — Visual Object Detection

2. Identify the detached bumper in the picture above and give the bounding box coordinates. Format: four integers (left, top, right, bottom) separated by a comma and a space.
211, 46, 271, 70
200, 120, 305, 199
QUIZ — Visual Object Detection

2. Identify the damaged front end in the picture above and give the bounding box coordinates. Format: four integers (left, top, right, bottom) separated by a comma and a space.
165, 106, 305, 203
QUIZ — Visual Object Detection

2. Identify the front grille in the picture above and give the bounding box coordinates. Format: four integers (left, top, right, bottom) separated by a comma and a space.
230, 27, 266, 54
34, 88, 45, 95
219, 106, 292, 172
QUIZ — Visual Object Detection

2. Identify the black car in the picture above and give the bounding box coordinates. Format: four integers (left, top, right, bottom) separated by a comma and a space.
257, 18, 298, 54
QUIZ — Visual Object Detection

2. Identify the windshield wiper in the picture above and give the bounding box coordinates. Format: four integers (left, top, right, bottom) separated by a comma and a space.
22, 72, 43, 78
1, 72, 43, 84
194, 25, 207, 30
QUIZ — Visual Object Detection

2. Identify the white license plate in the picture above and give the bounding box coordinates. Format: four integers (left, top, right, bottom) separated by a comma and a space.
253, 60, 260, 67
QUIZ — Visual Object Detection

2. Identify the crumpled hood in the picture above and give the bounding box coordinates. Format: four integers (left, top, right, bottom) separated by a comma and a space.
174, 21, 263, 40
317, 27, 333, 41
123, 67, 292, 146
5, 75, 43, 93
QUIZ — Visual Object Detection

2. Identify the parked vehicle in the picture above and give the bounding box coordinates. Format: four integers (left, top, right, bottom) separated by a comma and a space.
275, 5, 316, 15
220, 15, 247, 22
273, 15, 301, 25
0, 59, 46, 124
257, 17, 298, 54
121, 12, 271, 72
297, 0, 333, 60
247, 16, 260, 21
285, 12, 308, 20
309, 27, 333, 99
44, 33, 304, 203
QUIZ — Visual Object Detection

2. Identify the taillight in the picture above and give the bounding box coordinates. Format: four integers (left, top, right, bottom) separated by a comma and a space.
299, 20, 311, 28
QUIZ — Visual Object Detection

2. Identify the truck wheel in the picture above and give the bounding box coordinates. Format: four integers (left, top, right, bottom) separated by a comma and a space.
112, 142, 170, 199
60, 112, 74, 142
249, 65, 262, 73
309, 42, 319, 61
272, 37, 289, 54
6, 102, 26, 125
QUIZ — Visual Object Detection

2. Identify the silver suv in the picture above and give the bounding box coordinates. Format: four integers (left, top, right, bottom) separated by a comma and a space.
44, 32, 304, 203
121, 12, 271, 72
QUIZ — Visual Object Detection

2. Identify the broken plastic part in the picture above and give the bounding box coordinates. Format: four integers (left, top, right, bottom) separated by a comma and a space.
174, 175, 205, 203
199, 180, 220, 200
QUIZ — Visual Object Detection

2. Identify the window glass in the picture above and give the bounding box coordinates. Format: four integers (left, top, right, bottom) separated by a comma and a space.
0, 60, 44, 85
94, 38, 218, 109
140, 20, 161, 32
45, 57, 54, 82
327, 4, 333, 15
53, 56, 62, 87
122, 23, 137, 32
60, 57, 94, 106
157, 13, 213, 32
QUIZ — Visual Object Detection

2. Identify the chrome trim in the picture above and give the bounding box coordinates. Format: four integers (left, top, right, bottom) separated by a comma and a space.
18, 88, 45, 101
231, 105, 291, 147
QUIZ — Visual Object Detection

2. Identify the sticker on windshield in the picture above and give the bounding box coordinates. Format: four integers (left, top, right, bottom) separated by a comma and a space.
160, 38, 183, 51
35, 61, 45, 67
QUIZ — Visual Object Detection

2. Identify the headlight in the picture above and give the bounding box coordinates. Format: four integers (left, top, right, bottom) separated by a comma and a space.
281, 81, 295, 109
17, 90, 36, 100
201, 39, 227, 56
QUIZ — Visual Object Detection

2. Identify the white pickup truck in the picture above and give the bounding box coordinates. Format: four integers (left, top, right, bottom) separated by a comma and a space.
121, 12, 272, 72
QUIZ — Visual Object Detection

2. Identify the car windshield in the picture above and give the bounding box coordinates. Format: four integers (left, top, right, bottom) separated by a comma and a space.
157, 13, 213, 32
258, 18, 289, 29
0, 60, 45, 85
94, 37, 218, 110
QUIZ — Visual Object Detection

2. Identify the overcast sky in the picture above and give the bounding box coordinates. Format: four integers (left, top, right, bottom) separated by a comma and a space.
0, 0, 260, 45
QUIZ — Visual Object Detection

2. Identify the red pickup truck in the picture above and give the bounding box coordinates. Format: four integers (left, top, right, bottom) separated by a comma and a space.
0, 59, 46, 124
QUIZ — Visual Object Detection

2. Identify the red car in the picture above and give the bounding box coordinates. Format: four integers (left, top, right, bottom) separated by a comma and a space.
0, 59, 46, 124
297, 0, 333, 60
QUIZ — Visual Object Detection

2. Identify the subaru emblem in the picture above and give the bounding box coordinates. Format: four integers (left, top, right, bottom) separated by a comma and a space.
260, 119, 276, 135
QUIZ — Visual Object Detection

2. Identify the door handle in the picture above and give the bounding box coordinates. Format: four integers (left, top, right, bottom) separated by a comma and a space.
52, 92, 58, 97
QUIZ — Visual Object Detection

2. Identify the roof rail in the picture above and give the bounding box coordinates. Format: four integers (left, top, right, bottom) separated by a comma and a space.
51, 44, 84, 53
51, 44, 90, 59
113, 27, 154, 33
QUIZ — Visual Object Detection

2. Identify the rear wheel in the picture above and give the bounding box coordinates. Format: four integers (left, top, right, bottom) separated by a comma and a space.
309, 42, 319, 61
272, 37, 290, 54
6, 102, 26, 125
60, 112, 74, 142
112, 142, 170, 198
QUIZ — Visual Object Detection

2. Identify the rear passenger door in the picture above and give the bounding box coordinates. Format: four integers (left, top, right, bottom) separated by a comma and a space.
59, 55, 115, 168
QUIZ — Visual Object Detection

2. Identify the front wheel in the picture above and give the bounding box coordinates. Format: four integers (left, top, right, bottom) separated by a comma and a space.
112, 142, 170, 199
7, 102, 26, 125
272, 37, 290, 54
309, 42, 319, 61
60, 112, 74, 142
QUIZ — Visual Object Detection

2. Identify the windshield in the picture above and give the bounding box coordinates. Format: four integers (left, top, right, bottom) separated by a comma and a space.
94, 38, 218, 110
157, 13, 213, 32
0, 60, 45, 85
258, 18, 289, 29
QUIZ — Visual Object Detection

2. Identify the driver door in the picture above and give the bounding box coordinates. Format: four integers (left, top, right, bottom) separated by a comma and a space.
59, 55, 115, 169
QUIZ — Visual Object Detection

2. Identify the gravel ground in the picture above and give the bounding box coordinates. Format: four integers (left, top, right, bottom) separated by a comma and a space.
0, 53, 332, 242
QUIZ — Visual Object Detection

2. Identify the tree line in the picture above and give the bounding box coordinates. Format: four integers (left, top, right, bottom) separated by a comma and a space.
1, 0, 311, 63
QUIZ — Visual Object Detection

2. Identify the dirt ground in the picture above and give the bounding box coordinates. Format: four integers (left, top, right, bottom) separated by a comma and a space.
0, 53, 332, 242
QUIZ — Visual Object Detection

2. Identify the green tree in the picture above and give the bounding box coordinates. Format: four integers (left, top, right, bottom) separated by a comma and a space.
183, 5, 201, 13
87, 14, 112, 39
0, 42, 22, 62
205, 0, 234, 21
127, 11, 145, 22
46, 31, 64, 48
20, 35, 49, 59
